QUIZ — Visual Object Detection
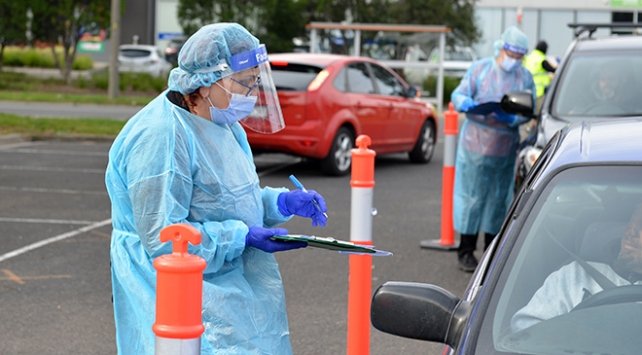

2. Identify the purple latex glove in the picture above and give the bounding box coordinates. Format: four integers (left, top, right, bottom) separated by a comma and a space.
245, 226, 307, 253
278, 190, 328, 227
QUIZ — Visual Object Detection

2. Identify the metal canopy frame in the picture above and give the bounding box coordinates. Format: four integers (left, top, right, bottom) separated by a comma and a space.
568, 22, 642, 38
306, 22, 451, 114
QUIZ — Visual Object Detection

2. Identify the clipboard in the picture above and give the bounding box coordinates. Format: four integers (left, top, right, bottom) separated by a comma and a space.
467, 101, 502, 116
271, 234, 392, 256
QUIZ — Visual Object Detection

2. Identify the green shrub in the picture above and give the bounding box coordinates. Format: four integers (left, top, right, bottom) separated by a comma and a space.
90, 71, 110, 90
422, 75, 462, 105
2, 47, 93, 70
120, 72, 167, 92
72, 55, 93, 70
86, 71, 167, 93
0, 71, 34, 90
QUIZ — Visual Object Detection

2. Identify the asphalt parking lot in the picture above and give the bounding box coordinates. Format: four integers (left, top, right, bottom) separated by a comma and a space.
0, 134, 470, 354
0, 138, 114, 354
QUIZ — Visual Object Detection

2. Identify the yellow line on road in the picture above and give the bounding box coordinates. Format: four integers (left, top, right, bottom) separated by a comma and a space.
2, 269, 24, 284
0, 268, 72, 284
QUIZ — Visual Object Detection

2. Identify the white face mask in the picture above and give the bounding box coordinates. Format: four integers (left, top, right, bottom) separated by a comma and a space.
500, 56, 520, 72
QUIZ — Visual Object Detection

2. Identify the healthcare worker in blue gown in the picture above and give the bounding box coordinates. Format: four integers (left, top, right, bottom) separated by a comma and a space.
105, 23, 328, 354
451, 26, 535, 272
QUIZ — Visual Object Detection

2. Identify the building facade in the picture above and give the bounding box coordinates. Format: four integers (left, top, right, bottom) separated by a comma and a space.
476, 0, 642, 59
125, 0, 642, 60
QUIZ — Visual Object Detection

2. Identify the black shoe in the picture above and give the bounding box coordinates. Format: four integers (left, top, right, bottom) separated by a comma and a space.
458, 252, 478, 273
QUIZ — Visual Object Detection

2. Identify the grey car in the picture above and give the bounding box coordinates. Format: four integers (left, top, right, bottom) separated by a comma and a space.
372, 101, 642, 354
515, 23, 642, 190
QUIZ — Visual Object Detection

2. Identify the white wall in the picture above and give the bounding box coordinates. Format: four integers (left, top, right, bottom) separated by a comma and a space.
477, 0, 610, 9
155, 0, 182, 50
474, 5, 621, 60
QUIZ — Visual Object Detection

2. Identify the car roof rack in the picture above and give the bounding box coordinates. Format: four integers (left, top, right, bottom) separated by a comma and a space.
568, 23, 642, 38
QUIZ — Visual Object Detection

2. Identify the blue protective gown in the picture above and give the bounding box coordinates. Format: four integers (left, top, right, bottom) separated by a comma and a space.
105, 92, 293, 354
451, 57, 535, 235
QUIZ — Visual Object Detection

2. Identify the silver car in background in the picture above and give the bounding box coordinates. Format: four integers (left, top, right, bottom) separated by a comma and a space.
118, 44, 172, 77
515, 24, 642, 191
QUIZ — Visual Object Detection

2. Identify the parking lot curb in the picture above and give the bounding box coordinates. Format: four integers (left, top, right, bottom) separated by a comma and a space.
0, 133, 115, 144
0, 134, 27, 145
30, 134, 115, 143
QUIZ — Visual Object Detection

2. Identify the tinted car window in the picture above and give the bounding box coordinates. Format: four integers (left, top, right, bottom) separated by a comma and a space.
553, 52, 642, 118
477, 166, 642, 354
120, 49, 152, 58
346, 62, 375, 94
370, 64, 405, 96
333, 68, 347, 91
270, 63, 322, 91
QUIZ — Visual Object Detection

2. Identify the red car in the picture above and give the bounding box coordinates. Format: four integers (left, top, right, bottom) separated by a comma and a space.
245, 53, 437, 175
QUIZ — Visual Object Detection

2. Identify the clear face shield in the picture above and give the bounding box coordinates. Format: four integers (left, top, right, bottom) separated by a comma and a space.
220, 44, 285, 134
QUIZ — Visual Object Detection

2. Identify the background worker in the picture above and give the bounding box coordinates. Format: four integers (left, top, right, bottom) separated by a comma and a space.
523, 40, 557, 104
451, 26, 535, 272
522, 40, 558, 141
105, 23, 328, 354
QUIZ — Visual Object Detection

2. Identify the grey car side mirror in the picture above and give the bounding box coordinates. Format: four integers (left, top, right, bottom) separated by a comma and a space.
501, 91, 535, 118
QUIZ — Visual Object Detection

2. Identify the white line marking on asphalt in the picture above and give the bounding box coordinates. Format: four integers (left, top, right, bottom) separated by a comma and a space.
0, 165, 104, 174
0, 185, 104, 195
0, 154, 293, 265
3, 148, 106, 156
0, 217, 98, 225
0, 218, 112, 263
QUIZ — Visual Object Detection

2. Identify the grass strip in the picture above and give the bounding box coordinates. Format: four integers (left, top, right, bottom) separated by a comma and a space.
0, 113, 125, 138
0, 91, 152, 106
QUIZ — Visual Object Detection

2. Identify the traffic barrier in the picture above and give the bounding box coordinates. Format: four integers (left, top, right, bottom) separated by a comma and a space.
420, 103, 459, 251
347, 135, 376, 355
153, 224, 206, 355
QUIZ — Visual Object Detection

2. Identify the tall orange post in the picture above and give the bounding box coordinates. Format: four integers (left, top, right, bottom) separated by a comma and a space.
153, 224, 206, 355
347, 135, 376, 355
421, 103, 459, 250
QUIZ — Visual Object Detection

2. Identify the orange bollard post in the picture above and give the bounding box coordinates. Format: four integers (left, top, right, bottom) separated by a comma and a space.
153, 224, 206, 355
347, 135, 376, 355
420, 103, 459, 250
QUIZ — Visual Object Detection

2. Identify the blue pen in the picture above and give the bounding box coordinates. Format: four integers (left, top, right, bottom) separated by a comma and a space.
289, 174, 329, 219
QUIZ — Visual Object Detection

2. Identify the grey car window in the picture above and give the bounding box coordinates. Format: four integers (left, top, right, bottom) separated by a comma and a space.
370, 64, 405, 97
346, 62, 375, 94
553, 53, 642, 118
477, 166, 642, 354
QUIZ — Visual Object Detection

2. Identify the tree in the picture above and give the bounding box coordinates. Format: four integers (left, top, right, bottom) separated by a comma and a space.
261, 0, 307, 52
177, 0, 260, 37
389, 0, 480, 46
30, 0, 110, 84
176, 0, 480, 56
177, 0, 217, 37
0, 1, 28, 71
177, 0, 305, 53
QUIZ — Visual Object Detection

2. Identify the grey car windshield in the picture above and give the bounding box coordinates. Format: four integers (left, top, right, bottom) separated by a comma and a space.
476, 166, 642, 354
553, 52, 642, 119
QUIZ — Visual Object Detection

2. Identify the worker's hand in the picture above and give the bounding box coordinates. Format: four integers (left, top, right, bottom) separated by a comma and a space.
245, 226, 307, 253
494, 110, 518, 126
278, 190, 328, 227
459, 97, 478, 113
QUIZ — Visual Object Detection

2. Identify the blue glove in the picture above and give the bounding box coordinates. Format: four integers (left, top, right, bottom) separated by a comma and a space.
277, 190, 328, 227
494, 110, 517, 125
245, 226, 307, 253
459, 97, 477, 112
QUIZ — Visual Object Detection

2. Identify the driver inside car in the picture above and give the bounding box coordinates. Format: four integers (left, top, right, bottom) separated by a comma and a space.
511, 203, 642, 332
569, 64, 630, 115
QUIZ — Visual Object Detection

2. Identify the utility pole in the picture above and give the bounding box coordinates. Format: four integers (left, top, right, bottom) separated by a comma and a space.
108, 0, 120, 99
